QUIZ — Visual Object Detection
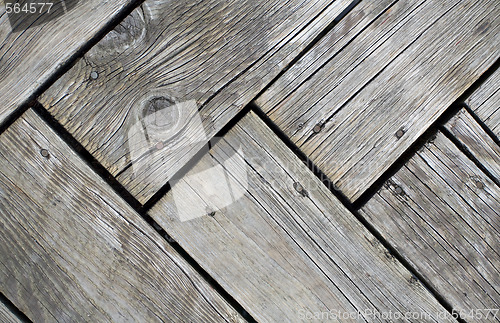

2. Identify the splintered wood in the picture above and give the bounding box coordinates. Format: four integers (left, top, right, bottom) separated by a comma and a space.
0, 110, 242, 322
360, 132, 500, 317
39, 0, 355, 203
150, 112, 454, 322
256, 0, 500, 202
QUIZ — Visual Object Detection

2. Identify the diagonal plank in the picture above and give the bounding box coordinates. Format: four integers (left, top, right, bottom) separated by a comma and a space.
150, 111, 455, 322
360, 132, 500, 319
39, 0, 356, 204
256, 0, 500, 202
0, 302, 21, 323
0, 109, 243, 322
466, 68, 500, 138
0, 0, 138, 126
443, 108, 500, 183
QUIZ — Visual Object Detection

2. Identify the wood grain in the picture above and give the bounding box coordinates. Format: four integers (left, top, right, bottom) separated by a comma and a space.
0, 109, 243, 322
0, 302, 21, 323
0, 0, 137, 126
360, 131, 500, 318
256, 0, 500, 202
150, 111, 454, 322
466, 68, 500, 138
38, 0, 356, 204
444, 108, 500, 183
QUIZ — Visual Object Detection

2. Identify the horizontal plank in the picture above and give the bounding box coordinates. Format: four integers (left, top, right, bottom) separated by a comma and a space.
444, 108, 500, 183
0, 302, 21, 323
360, 131, 500, 317
466, 68, 500, 138
256, 0, 500, 201
150, 111, 453, 322
0, 0, 137, 126
0, 110, 242, 322
39, 0, 356, 204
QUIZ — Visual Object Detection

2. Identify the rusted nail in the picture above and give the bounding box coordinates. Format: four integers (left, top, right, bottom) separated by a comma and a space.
40, 149, 49, 158
394, 185, 403, 195
313, 123, 323, 134
156, 142, 164, 150
90, 71, 99, 80
395, 128, 405, 139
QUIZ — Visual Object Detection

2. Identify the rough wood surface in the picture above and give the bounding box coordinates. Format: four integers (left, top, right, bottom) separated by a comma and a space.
256, 0, 500, 202
39, 0, 355, 204
0, 109, 243, 322
360, 132, 500, 319
150, 111, 454, 322
0, 0, 137, 126
0, 302, 21, 323
444, 108, 500, 183
467, 68, 500, 138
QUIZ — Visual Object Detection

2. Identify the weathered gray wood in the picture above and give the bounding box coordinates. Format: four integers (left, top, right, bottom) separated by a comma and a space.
39, 0, 355, 204
0, 109, 243, 322
0, 0, 137, 126
444, 108, 500, 183
360, 131, 500, 319
150, 111, 454, 322
256, 0, 500, 202
0, 302, 21, 323
467, 68, 500, 138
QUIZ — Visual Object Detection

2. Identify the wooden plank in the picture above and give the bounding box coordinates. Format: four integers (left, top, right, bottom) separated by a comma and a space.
256, 0, 500, 202
444, 108, 500, 183
360, 131, 500, 318
150, 111, 454, 322
0, 109, 243, 322
0, 0, 137, 126
0, 302, 21, 323
38, 0, 356, 204
466, 68, 500, 138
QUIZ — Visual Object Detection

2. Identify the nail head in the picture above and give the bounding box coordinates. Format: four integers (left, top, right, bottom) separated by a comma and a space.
156, 142, 164, 150
313, 124, 322, 134
395, 186, 403, 194
396, 129, 405, 139
90, 71, 99, 80
475, 181, 484, 189
40, 149, 49, 158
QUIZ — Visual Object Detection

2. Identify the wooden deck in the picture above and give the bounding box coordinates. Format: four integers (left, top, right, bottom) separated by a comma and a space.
0, 0, 498, 322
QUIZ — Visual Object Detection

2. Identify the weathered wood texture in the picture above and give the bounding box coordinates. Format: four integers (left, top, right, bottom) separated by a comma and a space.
444, 108, 500, 183
150, 112, 454, 322
0, 0, 137, 126
0, 110, 243, 322
466, 68, 500, 138
256, 0, 500, 202
39, 0, 356, 204
0, 302, 21, 323
360, 132, 500, 318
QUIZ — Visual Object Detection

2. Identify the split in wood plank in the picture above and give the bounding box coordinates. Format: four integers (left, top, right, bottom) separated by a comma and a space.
256, 0, 500, 202
0, 109, 243, 322
150, 111, 454, 322
39, 0, 357, 204
466, 67, 500, 139
0, 0, 137, 126
360, 131, 500, 320
443, 107, 500, 184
